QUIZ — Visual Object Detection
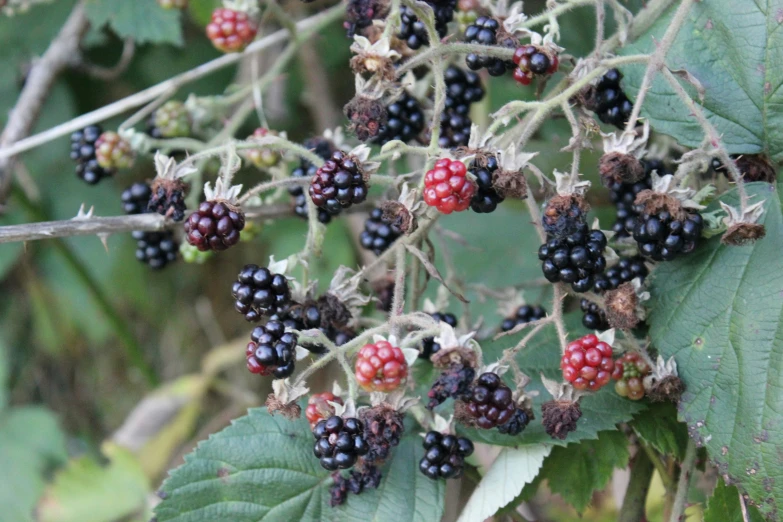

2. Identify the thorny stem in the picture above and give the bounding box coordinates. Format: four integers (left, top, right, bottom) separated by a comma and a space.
499, 318, 553, 364
668, 439, 697, 522
390, 245, 407, 339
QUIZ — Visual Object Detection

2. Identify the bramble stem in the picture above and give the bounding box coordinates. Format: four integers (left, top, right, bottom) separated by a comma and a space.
618, 449, 655, 522
668, 439, 697, 522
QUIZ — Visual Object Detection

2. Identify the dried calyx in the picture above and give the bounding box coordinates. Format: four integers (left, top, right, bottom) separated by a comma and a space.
598, 124, 650, 186
540, 376, 585, 440
719, 200, 766, 246
643, 356, 684, 403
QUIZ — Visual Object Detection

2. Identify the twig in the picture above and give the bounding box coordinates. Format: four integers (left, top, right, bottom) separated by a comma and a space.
390, 245, 407, 338
77, 37, 136, 80
668, 439, 697, 522
618, 449, 655, 522
594, 0, 606, 52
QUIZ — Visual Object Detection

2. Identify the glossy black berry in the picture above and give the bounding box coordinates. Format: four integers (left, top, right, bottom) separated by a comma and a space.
419, 431, 473, 480
591, 68, 634, 129
465, 372, 518, 430
593, 256, 648, 293
464, 17, 515, 76
231, 265, 291, 322
360, 208, 402, 256
538, 223, 607, 292
70, 125, 112, 184
500, 304, 547, 332
469, 155, 504, 213
580, 298, 609, 330
121, 183, 153, 215
272, 301, 354, 354
309, 151, 368, 214
373, 93, 425, 146
440, 66, 485, 149
132, 230, 178, 269
608, 159, 666, 237
398, 0, 456, 49
313, 416, 369, 470
420, 312, 458, 358
427, 364, 475, 409
289, 138, 338, 224
633, 210, 703, 262
245, 320, 299, 378
184, 200, 245, 252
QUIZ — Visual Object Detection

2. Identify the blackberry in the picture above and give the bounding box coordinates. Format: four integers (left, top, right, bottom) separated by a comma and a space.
511, 45, 560, 85
95, 131, 134, 170
329, 466, 382, 507
132, 230, 178, 269
464, 17, 515, 76
580, 299, 609, 330
70, 125, 113, 184
427, 364, 475, 410
184, 200, 245, 251
360, 208, 402, 255
632, 210, 703, 261
373, 93, 425, 146
496, 407, 531, 435
245, 320, 298, 378
360, 405, 405, 463
538, 223, 608, 292
313, 416, 369, 471
309, 151, 368, 214
344, 0, 388, 37
273, 301, 354, 354
592, 68, 633, 129
231, 264, 291, 322
500, 304, 546, 332
609, 159, 664, 237
465, 372, 516, 429
147, 100, 191, 139
121, 182, 153, 215
398, 0, 456, 50
469, 155, 504, 213
419, 431, 473, 480
440, 66, 485, 149
148, 180, 187, 222
593, 256, 648, 293
420, 311, 458, 358
290, 162, 335, 224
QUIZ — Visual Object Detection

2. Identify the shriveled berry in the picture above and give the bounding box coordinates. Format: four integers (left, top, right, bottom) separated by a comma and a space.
427, 364, 475, 409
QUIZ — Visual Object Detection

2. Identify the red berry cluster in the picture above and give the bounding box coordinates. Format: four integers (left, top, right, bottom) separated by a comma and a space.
423, 158, 476, 214
612, 352, 651, 400
512, 45, 559, 86
206, 8, 258, 53
355, 341, 408, 392
561, 334, 615, 391
306, 392, 344, 428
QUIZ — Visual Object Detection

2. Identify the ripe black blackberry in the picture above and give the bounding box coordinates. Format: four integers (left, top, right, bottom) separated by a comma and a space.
465, 372, 517, 429
245, 320, 298, 378
148, 180, 187, 222
592, 68, 633, 129
469, 155, 504, 213
329, 466, 382, 507
313, 416, 370, 471
290, 166, 336, 225
496, 407, 531, 435
184, 200, 245, 251
500, 304, 547, 332
70, 125, 113, 184
593, 256, 648, 293
420, 311, 458, 359
464, 17, 515, 76
632, 209, 703, 261
121, 182, 153, 215
538, 223, 608, 292
609, 159, 667, 237
122, 183, 178, 269
439, 66, 485, 149
580, 298, 609, 330
398, 0, 456, 50
309, 151, 368, 214
231, 265, 291, 322
360, 208, 402, 256
373, 93, 425, 146
419, 431, 474, 480
427, 364, 475, 409
273, 301, 354, 354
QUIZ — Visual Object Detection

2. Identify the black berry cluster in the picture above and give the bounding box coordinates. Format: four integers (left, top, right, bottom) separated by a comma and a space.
148, 181, 187, 222
500, 304, 547, 332
592, 68, 633, 129
231, 265, 291, 322
632, 209, 703, 261
419, 431, 474, 480
289, 138, 337, 224
121, 182, 178, 269
70, 125, 112, 184
427, 364, 475, 410
440, 66, 485, 149
465, 372, 517, 430
360, 208, 402, 256
594, 256, 648, 293
313, 416, 369, 470
329, 466, 382, 507
469, 155, 504, 213
608, 159, 667, 237
538, 223, 608, 292
464, 17, 515, 76
273, 301, 355, 354
373, 93, 425, 146
580, 298, 609, 330
420, 311, 458, 359
398, 0, 456, 50
245, 320, 298, 378
496, 407, 531, 435
309, 151, 368, 214
184, 200, 245, 251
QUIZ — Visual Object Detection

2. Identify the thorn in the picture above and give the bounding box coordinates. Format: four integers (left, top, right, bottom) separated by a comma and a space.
98, 233, 110, 253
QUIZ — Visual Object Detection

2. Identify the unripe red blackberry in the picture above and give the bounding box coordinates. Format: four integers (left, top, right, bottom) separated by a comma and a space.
500, 304, 546, 332
465, 372, 516, 429
184, 200, 245, 251
420, 311, 458, 359
95, 131, 134, 170
147, 100, 191, 139
309, 151, 368, 214
561, 334, 615, 391
423, 158, 476, 214
419, 431, 474, 480
231, 264, 291, 322
355, 341, 408, 392
70, 125, 113, 184
206, 7, 258, 53
245, 320, 298, 378
360, 208, 402, 256
313, 416, 369, 470
306, 392, 343, 429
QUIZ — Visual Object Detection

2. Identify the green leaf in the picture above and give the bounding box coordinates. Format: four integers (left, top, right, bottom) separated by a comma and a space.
705, 479, 765, 522
647, 182, 782, 517
155, 408, 445, 522
619, 1, 783, 161
37, 443, 150, 522
0, 407, 68, 522
630, 403, 688, 460
84, 0, 183, 45
457, 445, 550, 522
539, 430, 630, 513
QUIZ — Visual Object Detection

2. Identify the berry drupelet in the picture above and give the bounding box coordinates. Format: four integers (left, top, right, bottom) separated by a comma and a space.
306, 392, 344, 429
70, 125, 113, 184
469, 155, 504, 213
580, 298, 609, 330
561, 334, 615, 391
464, 17, 516, 76
309, 151, 368, 214
512, 45, 559, 86
632, 209, 703, 261
500, 304, 547, 332
231, 264, 291, 322
593, 68, 633, 129
206, 7, 258, 53
419, 431, 474, 480
538, 223, 608, 292
465, 372, 516, 429
355, 341, 408, 392
313, 416, 369, 471
373, 93, 425, 146
420, 311, 458, 359
360, 208, 402, 256
184, 200, 245, 251
423, 158, 476, 214
245, 320, 298, 378
440, 66, 485, 149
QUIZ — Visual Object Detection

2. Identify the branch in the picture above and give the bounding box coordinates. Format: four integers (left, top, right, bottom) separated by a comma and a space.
668, 439, 697, 522
619, 449, 655, 522
0, 0, 90, 205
